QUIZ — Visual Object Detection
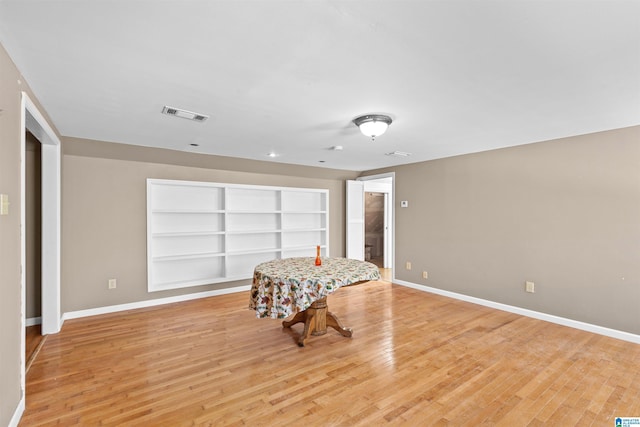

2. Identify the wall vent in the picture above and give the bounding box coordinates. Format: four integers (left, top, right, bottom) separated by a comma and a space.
161, 106, 209, 122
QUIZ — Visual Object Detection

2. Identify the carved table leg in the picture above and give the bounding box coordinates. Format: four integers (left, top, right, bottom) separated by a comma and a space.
298, 311, 317, 347
282, 311, 306, 328
326, 311, 353, 337
282, 297, 352, 346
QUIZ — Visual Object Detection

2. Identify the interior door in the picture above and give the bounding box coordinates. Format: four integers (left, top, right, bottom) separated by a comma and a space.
346, 180, 364, 260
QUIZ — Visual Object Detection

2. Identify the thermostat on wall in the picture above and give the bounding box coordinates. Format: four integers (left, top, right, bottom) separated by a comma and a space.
400, 200, 408, 208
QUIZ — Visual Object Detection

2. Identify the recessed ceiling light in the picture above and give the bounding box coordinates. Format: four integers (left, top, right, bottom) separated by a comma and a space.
318, 160, 326, 163
190, 143, 199, 147
161, 106, 209, 122
330, 145, 343, 151
267, 152, 278, 158
385, 151, 412, 157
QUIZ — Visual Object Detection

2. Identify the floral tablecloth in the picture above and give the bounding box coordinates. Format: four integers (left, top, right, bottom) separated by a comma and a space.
249, 257, 381, 319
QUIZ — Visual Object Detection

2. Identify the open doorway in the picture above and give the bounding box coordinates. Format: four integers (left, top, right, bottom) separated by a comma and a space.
346, 173, 394, 282
25, 131, 44, 371
20, 92, 62, 408
364, 192, 384, 266
363, 177, 393, 282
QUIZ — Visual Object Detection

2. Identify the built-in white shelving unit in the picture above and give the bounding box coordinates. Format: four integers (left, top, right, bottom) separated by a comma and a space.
147, 179, 329, 292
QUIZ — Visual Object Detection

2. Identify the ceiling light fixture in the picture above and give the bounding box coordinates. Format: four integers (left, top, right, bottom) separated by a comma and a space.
353, 114, 392, 141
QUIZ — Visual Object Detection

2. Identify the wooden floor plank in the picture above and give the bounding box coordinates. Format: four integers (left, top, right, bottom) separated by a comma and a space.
20, 281, 640, 426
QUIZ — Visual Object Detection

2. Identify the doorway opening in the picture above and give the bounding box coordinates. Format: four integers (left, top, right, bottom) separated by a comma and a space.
364, 191, 384, 267
25, 131, 44, 372
346, 173, 394, 282
20, 92, 62, 404
363, 177, 393, 282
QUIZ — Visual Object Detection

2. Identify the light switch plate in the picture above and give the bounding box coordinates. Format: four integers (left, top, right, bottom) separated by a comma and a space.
525, 281, 535, 293
0, 194, 9, 215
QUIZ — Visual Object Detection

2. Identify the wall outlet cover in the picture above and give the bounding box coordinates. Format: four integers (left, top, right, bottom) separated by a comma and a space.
525, 281, 535, 293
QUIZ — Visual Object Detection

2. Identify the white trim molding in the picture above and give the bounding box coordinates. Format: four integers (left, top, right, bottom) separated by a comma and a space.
394, 279, 640, 345
26, 317, 42, 327
22, 92, 62, 335
9, 397, 25, 427
62, 285, 251, 321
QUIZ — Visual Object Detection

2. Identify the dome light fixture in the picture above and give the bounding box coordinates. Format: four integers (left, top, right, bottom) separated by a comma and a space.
353, 114, 392, 141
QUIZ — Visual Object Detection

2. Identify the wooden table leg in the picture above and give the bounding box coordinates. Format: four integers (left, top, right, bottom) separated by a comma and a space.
282, 311, 306, 328
326, 311, 353, 337
282, 297, 352, 346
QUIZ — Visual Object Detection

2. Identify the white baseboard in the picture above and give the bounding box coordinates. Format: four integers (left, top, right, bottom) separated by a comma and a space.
26, 317, 42, 327
57, 280, 640, 344
62, 285, 251, 321
9, 396, 25, 427
394, 279, 640, 345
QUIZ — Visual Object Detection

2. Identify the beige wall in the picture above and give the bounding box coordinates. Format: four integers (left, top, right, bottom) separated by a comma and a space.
364, 126, 640, 335
0, 39, 23, 427
0, 42, 58, 427
26, 132, 42, 319
61, 139, 358, 313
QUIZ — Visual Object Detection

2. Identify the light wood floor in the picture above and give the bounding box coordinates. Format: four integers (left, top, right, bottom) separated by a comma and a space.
25, 325, 42, 364
379, 267, 392, 282
22, 281, 640, 426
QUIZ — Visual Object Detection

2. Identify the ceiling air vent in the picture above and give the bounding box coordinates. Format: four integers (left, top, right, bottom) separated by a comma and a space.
385, 151, 412, 157
161, 106, 209, 122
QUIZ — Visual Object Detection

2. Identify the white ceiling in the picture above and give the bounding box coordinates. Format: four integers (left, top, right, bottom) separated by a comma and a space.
1, 1, 638, 171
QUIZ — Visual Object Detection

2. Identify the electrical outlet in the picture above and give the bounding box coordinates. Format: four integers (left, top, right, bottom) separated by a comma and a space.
405, 261, 411, 270
108, 278, 117, 290
525, 281, 535, 293
422, 271, 428, 279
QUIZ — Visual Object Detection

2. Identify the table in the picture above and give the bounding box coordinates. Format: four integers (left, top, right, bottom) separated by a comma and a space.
249, 257, 381, 346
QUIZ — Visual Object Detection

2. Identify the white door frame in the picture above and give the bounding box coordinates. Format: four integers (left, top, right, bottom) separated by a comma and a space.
20, 92, 62, 393
347, 172, 395, 274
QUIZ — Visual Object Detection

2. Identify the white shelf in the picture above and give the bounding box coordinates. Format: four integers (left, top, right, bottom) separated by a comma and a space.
282, 227, 326, 232
227, 210, 282, 214
152, 209, 225, 214
147, 179, 328, 292
226, 247, 282, 256
153, 252, 225, 261
153, 231, 225, 237
282, 210, 326, 214
282, 244, 326, 251
227, 229, 283, 235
